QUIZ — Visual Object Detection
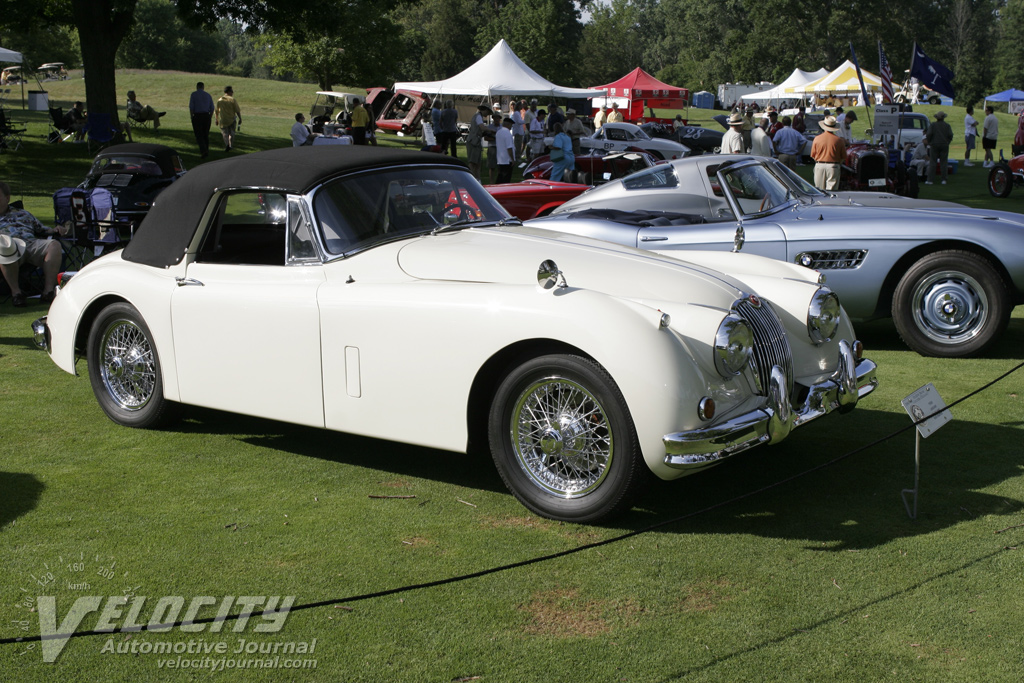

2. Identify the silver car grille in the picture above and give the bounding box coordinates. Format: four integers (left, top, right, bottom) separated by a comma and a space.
736, 298, 794, 396
796, 249, 868, 270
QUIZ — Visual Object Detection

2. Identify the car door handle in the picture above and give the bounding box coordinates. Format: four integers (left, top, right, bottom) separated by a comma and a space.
640, 235, 668, 242
175, 277, 204, 287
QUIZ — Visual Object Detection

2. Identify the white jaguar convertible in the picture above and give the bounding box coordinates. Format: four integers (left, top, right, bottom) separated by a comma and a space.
33, 147, 877, 522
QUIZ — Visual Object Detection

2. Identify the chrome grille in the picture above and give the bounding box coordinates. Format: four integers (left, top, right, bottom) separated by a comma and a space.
736, 298, 794, 396
796, 250, 868, 270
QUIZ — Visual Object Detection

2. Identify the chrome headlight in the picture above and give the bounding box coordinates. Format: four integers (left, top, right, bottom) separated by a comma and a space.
807, 287, 841, 344
714, 315, 754, 377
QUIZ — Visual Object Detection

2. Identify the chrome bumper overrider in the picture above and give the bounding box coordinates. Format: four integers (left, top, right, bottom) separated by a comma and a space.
663, 340, 877, 470
32, 316, 49, 351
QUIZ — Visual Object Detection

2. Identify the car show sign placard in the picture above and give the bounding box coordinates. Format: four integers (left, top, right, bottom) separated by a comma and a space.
873, 104, 900, 136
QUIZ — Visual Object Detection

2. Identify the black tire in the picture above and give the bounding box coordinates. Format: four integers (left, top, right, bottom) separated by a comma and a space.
87, 302, 178, 428
892, 250, 1011, 357
928, 96, 941, 105
989, 163, 1013, 198
487, 354, 646, 522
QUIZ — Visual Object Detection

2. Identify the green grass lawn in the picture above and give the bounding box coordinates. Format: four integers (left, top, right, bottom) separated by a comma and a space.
2, 71, 1024, 681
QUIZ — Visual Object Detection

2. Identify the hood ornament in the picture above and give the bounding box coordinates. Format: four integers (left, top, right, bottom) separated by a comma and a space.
537, 259, 568, 290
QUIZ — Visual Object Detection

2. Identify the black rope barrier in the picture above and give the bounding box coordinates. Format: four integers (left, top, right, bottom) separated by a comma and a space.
3, 358, 1023, 647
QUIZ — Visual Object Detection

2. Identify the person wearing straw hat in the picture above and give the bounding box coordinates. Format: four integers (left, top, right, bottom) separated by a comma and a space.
810, 115, 846, 190
0, 181, 64, 307
721, 112, 746, 154
925, 110, 953, 185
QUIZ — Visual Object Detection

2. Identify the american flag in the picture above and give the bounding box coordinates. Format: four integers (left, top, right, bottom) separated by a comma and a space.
879, 42, 894, 104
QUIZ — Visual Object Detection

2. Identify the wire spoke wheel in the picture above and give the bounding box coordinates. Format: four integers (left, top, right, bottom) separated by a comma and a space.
511, 376, 612, 498
99, 318, 157, 411
488, 354, 645, 522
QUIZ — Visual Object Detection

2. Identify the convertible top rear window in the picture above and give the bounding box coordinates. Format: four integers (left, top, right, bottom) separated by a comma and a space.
313, 167, 508, 255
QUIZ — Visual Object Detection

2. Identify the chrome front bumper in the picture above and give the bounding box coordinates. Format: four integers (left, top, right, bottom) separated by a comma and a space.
663, 340, 877, 470
32, 316, 49, 351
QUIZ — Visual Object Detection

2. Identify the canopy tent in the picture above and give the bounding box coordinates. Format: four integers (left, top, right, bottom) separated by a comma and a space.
984, 88, 1024, 102
392, 40, 605, 98
590, 68, 689, 119
793, 60, 883, 98
0, 47, 22, 63
740, 68, 829, 103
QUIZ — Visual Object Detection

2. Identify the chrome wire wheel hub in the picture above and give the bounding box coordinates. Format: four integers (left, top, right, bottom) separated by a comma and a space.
100, 319, 156, 411
511, 377, 612, 498
912, 270, 988, 343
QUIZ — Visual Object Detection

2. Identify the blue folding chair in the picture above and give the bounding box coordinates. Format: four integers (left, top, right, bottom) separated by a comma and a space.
82, 112, 120, 152
53, 187, 129, 267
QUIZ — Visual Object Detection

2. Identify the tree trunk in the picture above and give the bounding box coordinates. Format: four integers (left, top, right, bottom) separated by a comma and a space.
71, 0, 138, 141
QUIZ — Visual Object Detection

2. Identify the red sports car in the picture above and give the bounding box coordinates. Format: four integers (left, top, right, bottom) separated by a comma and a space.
485, 179, 590, 219
523, 148, 660, 185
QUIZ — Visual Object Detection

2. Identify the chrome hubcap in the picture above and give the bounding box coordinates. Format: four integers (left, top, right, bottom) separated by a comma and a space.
510, 377, 612, 498
100, 319, 156, 411
912, 270, 988, 343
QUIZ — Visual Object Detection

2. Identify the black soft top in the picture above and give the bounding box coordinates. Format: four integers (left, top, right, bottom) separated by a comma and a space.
91, 143, 181, 177
122, 146, 466, 268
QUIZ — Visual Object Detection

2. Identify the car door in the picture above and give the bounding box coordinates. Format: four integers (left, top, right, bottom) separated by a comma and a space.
170, 192, 327, 427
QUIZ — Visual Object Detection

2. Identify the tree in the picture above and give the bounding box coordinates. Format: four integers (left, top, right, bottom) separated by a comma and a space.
475, 0, 588, 84
118, 0, 225, 73
995, 0, 1024, 92
391, 0, 490, 81
577, 0, 645, 86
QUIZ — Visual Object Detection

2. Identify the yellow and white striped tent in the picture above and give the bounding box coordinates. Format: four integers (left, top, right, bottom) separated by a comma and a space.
791, 59, 883, 95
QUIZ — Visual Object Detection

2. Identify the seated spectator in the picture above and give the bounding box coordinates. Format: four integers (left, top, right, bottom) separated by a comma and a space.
910, 140, 930, 179
291, 113, 315, 146
0, 181, 65, 307
63, 101, 87, 141
126, 90, 165, 129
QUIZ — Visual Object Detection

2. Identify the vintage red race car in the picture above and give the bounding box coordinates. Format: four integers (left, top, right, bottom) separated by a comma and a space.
485, 179, 590, 219
840, 143, 918, 198
988, 154, 1024, 197
523, 148, 660, 185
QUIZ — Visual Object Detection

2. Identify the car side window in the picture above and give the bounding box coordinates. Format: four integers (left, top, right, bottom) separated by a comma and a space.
606, 128, 627, 141
195, 191, 287, 266
622, 166, 678, 190
287, 196, 320, 264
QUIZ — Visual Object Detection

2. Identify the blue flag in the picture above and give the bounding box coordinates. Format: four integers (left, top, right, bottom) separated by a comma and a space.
910, 42, 955, 99
849, 42, 871, 106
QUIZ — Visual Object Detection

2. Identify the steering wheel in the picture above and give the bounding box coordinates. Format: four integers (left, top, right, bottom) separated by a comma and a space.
759, 193, 772, 212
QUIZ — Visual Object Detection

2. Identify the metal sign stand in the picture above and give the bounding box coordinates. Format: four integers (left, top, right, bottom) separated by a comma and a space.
900, 383, 952, 520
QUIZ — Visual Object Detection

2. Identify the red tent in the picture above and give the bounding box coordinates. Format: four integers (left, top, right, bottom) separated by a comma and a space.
591, 68, 689, 121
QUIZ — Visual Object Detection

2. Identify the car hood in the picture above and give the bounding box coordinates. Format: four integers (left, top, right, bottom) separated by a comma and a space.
397, 224, 763, 309
818, 192, 962, 209
784, 202, 1024, 235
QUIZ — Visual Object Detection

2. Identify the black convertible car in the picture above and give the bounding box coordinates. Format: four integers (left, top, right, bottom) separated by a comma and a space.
78, 143, 187, 227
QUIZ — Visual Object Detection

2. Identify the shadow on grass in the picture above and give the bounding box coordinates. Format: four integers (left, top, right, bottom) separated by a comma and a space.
0, 472, 44, 528
630, 406, 1024, 549
169, 406, 507, 496
164, 402, 1024, 551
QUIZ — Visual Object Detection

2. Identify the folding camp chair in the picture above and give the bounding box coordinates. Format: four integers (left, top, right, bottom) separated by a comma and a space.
82, 112, 120, 152
126, 107, 151, 131
0, 109, 26, 151
47, 106, 74, 143
52, 187, 130, 268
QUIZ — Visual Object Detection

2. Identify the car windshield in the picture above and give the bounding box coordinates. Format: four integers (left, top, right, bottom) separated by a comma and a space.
718, 162, 793, 216
633, 128, 652, 141
313, 166, 510, 256
87, 155, 166, 178
764, 159, 826, 200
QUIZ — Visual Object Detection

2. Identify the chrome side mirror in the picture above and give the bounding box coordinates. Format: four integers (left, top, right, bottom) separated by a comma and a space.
732, 225, 745, 253
537, 259, 567, 289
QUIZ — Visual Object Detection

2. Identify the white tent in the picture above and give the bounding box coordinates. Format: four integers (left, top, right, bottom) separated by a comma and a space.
0, 47, 22, 63
793, 60, 883, 95
393, 40, 605, 98
740, 68, 829, 101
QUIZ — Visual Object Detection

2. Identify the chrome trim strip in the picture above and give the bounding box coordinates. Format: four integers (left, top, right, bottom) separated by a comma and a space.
663, 341, 877, 470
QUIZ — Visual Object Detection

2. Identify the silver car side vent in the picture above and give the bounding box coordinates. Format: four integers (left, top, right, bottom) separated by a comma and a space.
796, 250, 868, 270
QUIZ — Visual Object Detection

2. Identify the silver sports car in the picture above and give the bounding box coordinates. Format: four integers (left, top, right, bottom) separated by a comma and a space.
529, 155, 1024, 358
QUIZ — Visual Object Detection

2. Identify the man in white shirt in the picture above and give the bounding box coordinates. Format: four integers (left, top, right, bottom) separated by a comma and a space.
982, 106, 998, 167
963, 106, 978, 166
510, 105, 525, 161
722, 112, 746, 153
495, 118, 515, 183
837, 110, 857, 143
290, 113, 314, 146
